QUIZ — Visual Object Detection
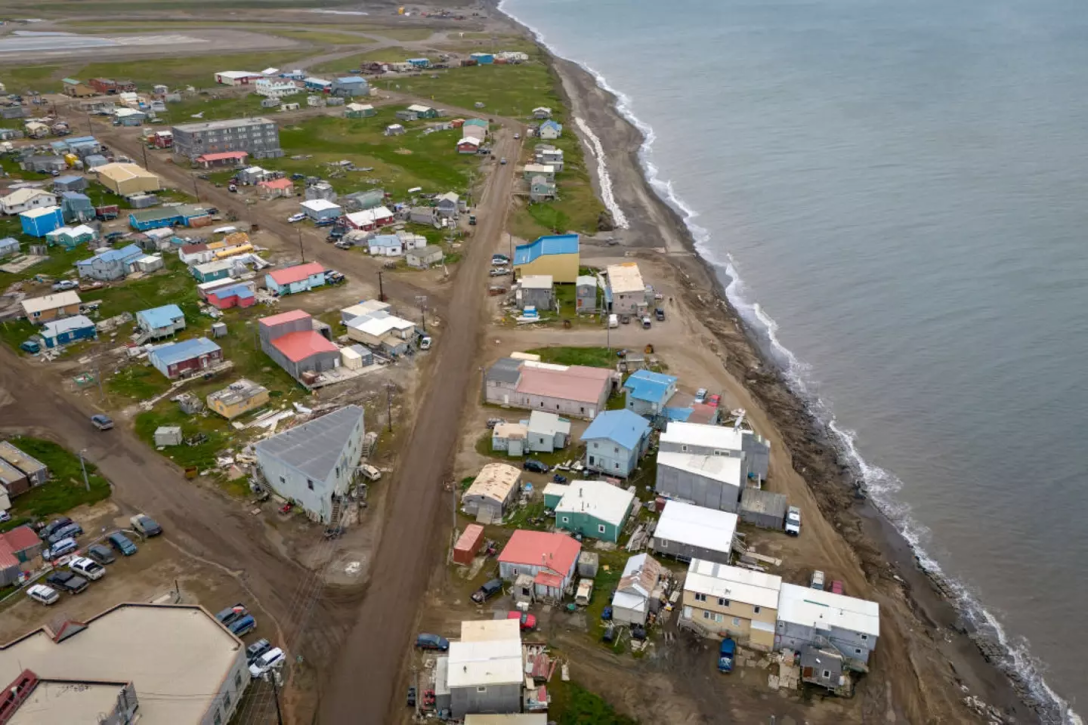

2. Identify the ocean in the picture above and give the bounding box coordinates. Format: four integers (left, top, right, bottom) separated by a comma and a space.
499, 0, 1088, 720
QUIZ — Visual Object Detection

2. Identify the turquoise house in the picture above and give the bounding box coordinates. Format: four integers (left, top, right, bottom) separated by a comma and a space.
553, 479, 636, 543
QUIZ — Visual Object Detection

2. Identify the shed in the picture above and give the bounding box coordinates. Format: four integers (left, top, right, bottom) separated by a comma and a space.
0, 441, 48, 487
154, 426, 183, 447
20, 206, 64, 238
0, 238, 18, 259
655, 451, 744, 513
491, 422, 528, 457
453, 524, 485, 565
526, 410, 570, 453
577, 551, 599, 578
39, 315, 96, 349
739, 487, 788, 530
405, 244, 444, 269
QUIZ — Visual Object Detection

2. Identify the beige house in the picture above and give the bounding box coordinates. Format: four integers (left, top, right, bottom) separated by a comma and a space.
206, 378, 270, 420
95, 162, 162, 196
462, 462, 521, 521
680, 558, 781, 651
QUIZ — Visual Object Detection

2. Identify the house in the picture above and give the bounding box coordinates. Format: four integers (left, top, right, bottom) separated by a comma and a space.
113, 108, 147, 126
536, 147, 564, 172
447, 620, 523, 719
580, 409, 651, 478
532, 107, 552, 119
606, 262, 647, 316
801, 645, 849, 692
0, 603, 250, 724
136, 304, 185, 340
398, 230, 427, 249
0, 188, 54, 216
44, 224, 97, 250
680, 559, 781, 650
133, 253, 164, 274
775, 583, 880, 665
254, 78, 300, 98
0, 443, 46, 489
345, 103, 376, 118
0, 237, 17, 259
483, 358, 613, 420
215, 70, 264, 85
464, 118, 489, 132
660, 422, 771, 481
656, 452, 745, 513
462, 125, 487, 142
38, 315, 96, 349
491, 422, 528, 457
265, 262, 327, 296
575, 275, 599, 313
24, 121, 50, 139
149, 337, 223, 379
739, 487, 788, 529
469, 52, 494, 64
193, 151, 249, 168
258, 177, 294, 198
0, 457, 26, 504
345, 311, 416, 356
300, 199, 342, 223
207, 378, 270, 420
407, 58, 431, 69
305, 181, 337, 202
206, 282, 257, 310
526, 410, 570, 453
539, 120, 563, 139
19, 206, 64, 238
651, 500, 738, 565
435, 191, 460, 217
498, 530, 581, 600
457, 137, 482, 154
128, 204, 209, 232
59, 191, 95, 223
61, 78, 96, 97
75, 244, 143, 282
344, 206, 394, 231
516, 275, 554, 311
192, 259, 235, 284
612, 553, 666, 625
254, 405, 365, 523
179, 242, 214, 266
553, 479, 635, 543
513, 234, 580, 283
409, 206, 439, 226
236, 166, 270, 185
529, 175, 556, 202
623, 370, 678, 417
339, 299, 390, 324
385, 123, 406, 136
21, 291, 81, 324
259, 309, 340, 380
462, 463, 521, 521
407, 104, 439, 118
367, 234, 404, 257
405, 245, 443, 269
0, 524, 44, 561
542, 482, 569, 510
331, 76, 369, 97
95, 162, 162, 196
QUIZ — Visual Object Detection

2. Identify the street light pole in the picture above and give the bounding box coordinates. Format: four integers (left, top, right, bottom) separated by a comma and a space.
78, 450, 90, 492
416, 295, 427, 332
377, 270, 385, 302
297, 227, 305, 263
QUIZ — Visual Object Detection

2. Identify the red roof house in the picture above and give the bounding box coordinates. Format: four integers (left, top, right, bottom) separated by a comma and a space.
258, 177, 295, 198
194, 151, 249, 168
498, 530, 581, 600
265, 262, 327, 296
258, 308, 340, 381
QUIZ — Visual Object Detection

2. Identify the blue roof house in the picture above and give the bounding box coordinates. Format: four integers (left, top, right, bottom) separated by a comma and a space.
469, 52, 494, 64
331, 76, 369, 97
149, 337, 223, 379
60, 192, 95, 223
539, 120, 563, 140
512, 233, 580, 283
136, 304, 186, 340
75, 244, 143, 282
407, 58, 431, 68
580, 409, 652, 478
20, 206, 65, 238
39, 315, 97, 349
623, 370, 679, 417
53, 175, 87, 193
0, 237, 19, 259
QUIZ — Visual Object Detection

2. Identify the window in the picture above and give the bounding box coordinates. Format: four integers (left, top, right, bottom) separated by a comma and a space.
224, 690, 232, 708
715, 613, 724, 623
613, 446, 619, 454
214, 712, 222, 725
307, 480, 314, 491
681, 445, 688, 452
753, 606, 761, 614
718, 598, 729, 607
855, 648, 863, 655
598, 524, 605, 534
614, 463, 620, 470
279, 476, 286, 484
561, 516, 569, 523
694, 592, 706, 602
861, 634, 868, 641
594, 442, 599, 449
234, 672, 243, 689
732, 617, 740, 626
477, 687, 487, 693
702, 610, 710, 620
822, 670, 831, 680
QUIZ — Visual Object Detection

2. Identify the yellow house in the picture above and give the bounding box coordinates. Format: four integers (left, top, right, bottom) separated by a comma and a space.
513, 234, 580, 284
681, 558, 782, 651
206, 379, 270, 420
95, 162, 162, 196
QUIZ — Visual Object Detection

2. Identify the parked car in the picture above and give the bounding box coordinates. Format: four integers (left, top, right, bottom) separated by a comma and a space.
246, 638, 273, 664
334, 240, 352, 250
130, 514, 162, 537
26, 584, 59, 606
419, 335, 432, 350
229, 614, 257, 637
707, 394, 721, 408
359, 464, 381, 482
19, 340, 40, 355
216, 603, 248, 627
52, 279, 78, 292
69, 556, 105, 581
810, 570, 825, 591
620, 314, 631, 325
608, 314, 618, 329
325, 270, 346, 285
523, 459, 549, 474
107, 531, 137, 556
654, 307, 665, 321
785, 506, 801, 536
489, 267, 509, 277
499, 157, 507, 165
39, 517, 73, 541
48, 522, 83, 545
718, 638, 736, 673
491, 257, 509, 267
415, 633, 450, 651
287, 213, 306, 223
694, 388, 708, 404
44, 537, 78, 561
831, 580, 844, 595
249, 647, 285, 678
486, 418, 506, 429
407, 685, 417, 707
471, 578, 504, 604
46, 570, 89, 594
507, 611, 537, 631
641, 316, 652, 329
86, 543, 115, 565
91, 414, 114, 431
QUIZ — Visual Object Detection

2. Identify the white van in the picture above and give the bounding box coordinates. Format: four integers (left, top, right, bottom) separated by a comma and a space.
359, 464, 382, 482
69, 556, 106, 581
27, 584, 59, 606
608, 314, 618, 329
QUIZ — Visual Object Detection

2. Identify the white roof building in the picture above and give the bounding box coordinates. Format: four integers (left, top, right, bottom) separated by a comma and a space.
776, 583, 880, 639
606, 262, 645, 295
656, 451, 743, 487
684, 558, 782, 611
520, 274, 553, 290
522, 163, 554, 175
554, 480, 635, 529
660, 422, 747, 452
344, 206, 393, 227
652, 500, 737, 562
447, 620, 522, 689
352, 313, 415, 338
21, 291, 81, 317
300, 199, 341, 213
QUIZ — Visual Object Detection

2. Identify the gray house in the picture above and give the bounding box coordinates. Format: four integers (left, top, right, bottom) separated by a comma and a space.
775, 583, 880, 667
526, 410, 570, 453
75, 244, 142, 281
254, 405, 365, 523
405, 244, 443, 269
484, 357, 523, 405
739, 487, 788, 529
529, 175, 556, 202
24, 155, 67, 174
801, 645, 847, 692
651, 500, 737, 565
575, 275, 598, 314
655, 451, 745, 512
516, 274, 554, 311
659, 421, 771, 481
435, 192, 460, 218
409, 206, 439, 226
448, 620, 523, 718
580, 409, 651, 478
0, 441, 48, 486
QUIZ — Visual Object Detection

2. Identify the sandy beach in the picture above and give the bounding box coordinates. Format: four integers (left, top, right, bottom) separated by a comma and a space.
489, 4, 1050, 723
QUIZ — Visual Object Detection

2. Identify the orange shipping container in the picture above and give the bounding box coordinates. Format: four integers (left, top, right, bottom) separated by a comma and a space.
453, 524, 485, 565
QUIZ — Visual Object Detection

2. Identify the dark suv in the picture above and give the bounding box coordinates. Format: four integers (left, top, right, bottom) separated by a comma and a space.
523, 459, 549, 474
46, 570, 89, 594
471, 578, 504, 604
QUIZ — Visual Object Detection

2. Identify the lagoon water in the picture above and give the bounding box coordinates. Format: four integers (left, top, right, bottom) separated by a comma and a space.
501, 0, 1088, 718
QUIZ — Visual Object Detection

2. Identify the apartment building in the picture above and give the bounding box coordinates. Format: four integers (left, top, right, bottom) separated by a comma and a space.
171, 117, 283, 160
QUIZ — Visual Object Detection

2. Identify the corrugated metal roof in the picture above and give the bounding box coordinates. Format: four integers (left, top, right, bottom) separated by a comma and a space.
267, 262, 325, 286
271, 330, 338, 363
623, 370, 677, 404
553, 480, 634, 527
656, 451, 742, 486
254, 405, 364, 482
654, 500, 737, 554
41, 315, 95, 338
136, 304, 184, 329
777, 583, 880, 637
580, 409, 649, 450
485, 357, 522, 384
149, 337, 221, 367
513, 234, 579, 266
684, 559, 782, 610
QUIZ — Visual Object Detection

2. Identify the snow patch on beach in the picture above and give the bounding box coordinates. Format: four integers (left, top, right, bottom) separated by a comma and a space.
573, 117, 627, 230
498, 1, 1082, 721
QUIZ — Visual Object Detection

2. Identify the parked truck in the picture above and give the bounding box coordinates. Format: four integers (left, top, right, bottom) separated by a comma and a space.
718, 638, 736, 673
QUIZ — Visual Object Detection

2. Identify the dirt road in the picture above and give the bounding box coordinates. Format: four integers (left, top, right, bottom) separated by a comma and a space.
318, 128, 521, 722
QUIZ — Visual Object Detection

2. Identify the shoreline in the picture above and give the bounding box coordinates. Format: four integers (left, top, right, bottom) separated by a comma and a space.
491, 2, 1065, 723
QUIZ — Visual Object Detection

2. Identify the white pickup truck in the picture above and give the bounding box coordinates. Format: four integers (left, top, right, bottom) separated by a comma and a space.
785, 506, 801, 536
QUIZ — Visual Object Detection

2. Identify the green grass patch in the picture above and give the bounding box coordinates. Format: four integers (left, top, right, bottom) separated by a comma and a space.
525, 346, 616, 368
396, 61, 560, 119
133, 405, 231, 470
155, 93, 270, 125
0, 437, 111, 531
511, 135, 606, 239
550, 680, 638, 725
0, 65, 63, 95
310, 47, 413, 75
267, 29, 375, 45
474, 431, 581, 468
0, 156, 52, 182
82, 256, 201, 319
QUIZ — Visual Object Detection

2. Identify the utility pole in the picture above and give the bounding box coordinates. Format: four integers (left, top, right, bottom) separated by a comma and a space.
297, 227, 305, 263
78, 450, 90, 492
269, 669, 285, 725
191, 174, 200, 202
141, 142, 148, 170
386, 384, 394, 433
377, 270, 385, 302
415, 295, 428, 332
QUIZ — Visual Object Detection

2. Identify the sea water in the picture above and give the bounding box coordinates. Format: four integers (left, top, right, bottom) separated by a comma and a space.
500, 0, 1088, 720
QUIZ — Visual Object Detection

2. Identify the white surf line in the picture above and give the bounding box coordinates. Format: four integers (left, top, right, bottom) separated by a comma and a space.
574, 116, 629, 230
